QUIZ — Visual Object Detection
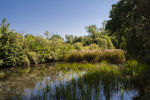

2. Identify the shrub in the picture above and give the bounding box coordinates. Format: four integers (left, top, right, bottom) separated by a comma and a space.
28, 52, 38, 64
74, 42, 83, 50
0, 31, 25, 67
124, 60, 148, 77
22, 55, 30, 67
0, 60, 3, 66
87, 44, 99, 50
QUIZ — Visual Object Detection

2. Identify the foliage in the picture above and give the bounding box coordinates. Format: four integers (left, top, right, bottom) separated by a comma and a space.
65, 35, 74, 44
86, 43, 99, 50
74, 42, 83, 50
106, 0, 150, 63
124, 60, 149, 78
0, 19, 26, 67
0, 60, 3, 66
27, 52, 38, 64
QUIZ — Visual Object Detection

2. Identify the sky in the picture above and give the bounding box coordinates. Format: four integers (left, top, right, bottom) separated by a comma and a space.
0, 0, 118, 37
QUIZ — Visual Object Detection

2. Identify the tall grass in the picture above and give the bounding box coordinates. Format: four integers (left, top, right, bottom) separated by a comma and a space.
124, 60, 150, 78
63, 49, 126, 64
56, 62, 97, 71
11, 61, 145, 100
27, 62, 129, 100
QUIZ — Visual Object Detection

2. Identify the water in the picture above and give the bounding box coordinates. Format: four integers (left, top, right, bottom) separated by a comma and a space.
0, 63, 139, 100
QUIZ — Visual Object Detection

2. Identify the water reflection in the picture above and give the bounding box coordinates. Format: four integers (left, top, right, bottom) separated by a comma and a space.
0, 63, 138, 100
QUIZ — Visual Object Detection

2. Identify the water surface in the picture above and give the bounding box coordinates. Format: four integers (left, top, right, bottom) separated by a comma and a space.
0, 63, 139, 100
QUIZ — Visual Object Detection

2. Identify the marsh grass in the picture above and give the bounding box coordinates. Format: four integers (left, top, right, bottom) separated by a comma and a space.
12, 61, 145, 100
63, 49, 126, 64
56, 62, 98, 71
124, 60, 150, 78
27, 62, 136, 100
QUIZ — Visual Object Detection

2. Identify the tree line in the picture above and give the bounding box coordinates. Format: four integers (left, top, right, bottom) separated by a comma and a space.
0, 19, 113, 67
0, 0, 150, 67
106, 0, 150, 64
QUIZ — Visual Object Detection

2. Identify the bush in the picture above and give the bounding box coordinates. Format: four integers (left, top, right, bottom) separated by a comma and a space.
28, 52, 38, 64
87, 44, 99, 50
22, 55, 30, 67
124, 60, 148, 77
0, 60, 3, 66
0, 31, 25, 67
74, 42, 83, 50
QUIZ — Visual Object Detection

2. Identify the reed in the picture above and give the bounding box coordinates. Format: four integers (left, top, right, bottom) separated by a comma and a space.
56, 62, 97, 71
63, 49, 126, 64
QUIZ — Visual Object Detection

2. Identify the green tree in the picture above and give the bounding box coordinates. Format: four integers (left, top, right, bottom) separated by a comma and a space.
50, 34, 63, 41
87, 25, 114, 49
0, 19, 25, 67
106, 0, 150, 63
74, 42, 83, 50
65, 35, 74, 44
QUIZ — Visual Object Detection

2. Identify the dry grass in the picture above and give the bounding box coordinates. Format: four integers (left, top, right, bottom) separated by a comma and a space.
63, 49, 126, 64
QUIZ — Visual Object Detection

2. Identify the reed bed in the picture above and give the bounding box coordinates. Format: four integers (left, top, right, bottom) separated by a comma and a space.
56, 62, 97, 71
13, 61, 145, 100
63, 49, 126, 64
25, 63, 129, 100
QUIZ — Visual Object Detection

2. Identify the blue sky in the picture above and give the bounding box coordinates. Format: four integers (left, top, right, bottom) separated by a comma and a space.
0, 0, 118, 37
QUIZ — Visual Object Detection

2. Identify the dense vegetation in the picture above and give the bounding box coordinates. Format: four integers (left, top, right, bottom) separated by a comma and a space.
106, 0, 150, 64
0, 18, 115, 67
63, 49, 125, 64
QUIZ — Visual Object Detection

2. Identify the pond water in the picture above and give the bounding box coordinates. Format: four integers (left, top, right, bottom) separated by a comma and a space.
0, 63, 139, 100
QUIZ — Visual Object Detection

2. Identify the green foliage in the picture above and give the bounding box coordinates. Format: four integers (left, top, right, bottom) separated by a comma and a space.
65, 35, 74, 44
106, 0, 150, 63
86, 43, 99, 50
22, 55, 30, 67
95, 38, 107, 49
28, 52, 38, 64
50, 34, 63, 41
0, 59, 3, 66
0, 19, 25, 67
74, 42, 83, 50
124, 60, 149, 78
87, 25, 114, 49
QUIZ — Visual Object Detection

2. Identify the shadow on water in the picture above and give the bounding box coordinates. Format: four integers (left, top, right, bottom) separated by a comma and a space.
0, 63, 139, 100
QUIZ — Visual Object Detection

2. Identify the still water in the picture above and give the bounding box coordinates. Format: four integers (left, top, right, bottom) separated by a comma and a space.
0, 63, 138, 100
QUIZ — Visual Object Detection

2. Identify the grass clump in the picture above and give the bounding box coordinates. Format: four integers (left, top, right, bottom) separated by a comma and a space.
48, 62, 122, 100
0, 60, 3, 66
64, 49, 125, 64
124, 60, 149, 78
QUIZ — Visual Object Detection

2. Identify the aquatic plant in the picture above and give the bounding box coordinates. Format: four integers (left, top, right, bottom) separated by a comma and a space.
56, 62, 97, 71
124, 60, 149, 78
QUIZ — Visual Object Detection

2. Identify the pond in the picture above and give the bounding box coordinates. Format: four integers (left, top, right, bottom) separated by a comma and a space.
0, 63, 139, 100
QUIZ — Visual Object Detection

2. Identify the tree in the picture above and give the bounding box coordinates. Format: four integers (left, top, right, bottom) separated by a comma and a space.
74, 42, 83, 50
50, 34, 63, 41
44, 30, 50, 39
106, 0, 150, 63
87, 25, 100, 41
0, 19, 25, 67
87, 25, 114, 49
65, 35, 74, 44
